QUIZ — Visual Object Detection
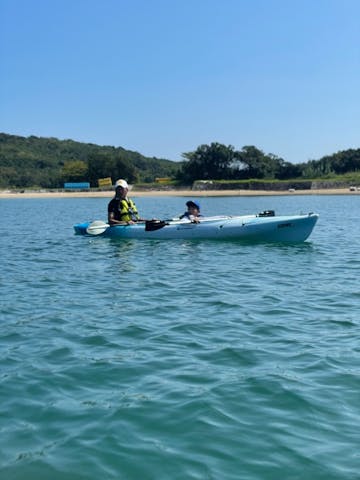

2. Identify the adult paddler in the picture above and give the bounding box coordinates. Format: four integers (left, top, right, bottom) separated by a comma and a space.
108, 179, 145, 225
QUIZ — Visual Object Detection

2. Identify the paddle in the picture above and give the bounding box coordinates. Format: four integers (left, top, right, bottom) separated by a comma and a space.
86, 220, 110, 235
145, 218, 197, 231
145, 220, 169, 231
86, 219, 173, 235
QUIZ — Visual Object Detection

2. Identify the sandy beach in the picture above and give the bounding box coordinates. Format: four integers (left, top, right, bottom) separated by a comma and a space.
0, 188, 358, 199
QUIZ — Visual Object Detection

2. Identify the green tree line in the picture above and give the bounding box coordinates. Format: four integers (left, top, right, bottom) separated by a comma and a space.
0, 133, 179, 188
1, 133, 359, 188
177, 143, 360, 183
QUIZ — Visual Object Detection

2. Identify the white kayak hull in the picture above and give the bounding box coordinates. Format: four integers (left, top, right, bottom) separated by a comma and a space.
74, 213, 319, 242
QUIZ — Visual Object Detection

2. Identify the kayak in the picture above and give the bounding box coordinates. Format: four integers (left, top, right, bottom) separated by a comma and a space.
73, 211, 319, 242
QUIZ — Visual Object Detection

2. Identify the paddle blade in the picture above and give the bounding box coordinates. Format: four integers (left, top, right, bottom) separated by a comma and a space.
86, 220, 110, 235
145, 220, 168, 231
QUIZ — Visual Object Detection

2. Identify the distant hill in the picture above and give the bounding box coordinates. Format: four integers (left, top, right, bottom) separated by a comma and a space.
2, 133, 359, 190
0, 133, 181, 188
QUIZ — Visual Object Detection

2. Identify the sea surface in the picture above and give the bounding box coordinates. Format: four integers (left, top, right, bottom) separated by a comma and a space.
1, 194, 359, 480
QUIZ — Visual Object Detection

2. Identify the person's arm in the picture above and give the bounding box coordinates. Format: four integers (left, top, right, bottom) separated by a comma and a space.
108, 211, 132, 225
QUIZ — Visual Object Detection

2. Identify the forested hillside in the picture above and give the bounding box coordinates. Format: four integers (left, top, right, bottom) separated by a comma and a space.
1, 133, 359, 189
0, 133, 180, 188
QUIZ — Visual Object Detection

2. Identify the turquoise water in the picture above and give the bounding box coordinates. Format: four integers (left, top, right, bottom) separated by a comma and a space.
1, 195, 359, 480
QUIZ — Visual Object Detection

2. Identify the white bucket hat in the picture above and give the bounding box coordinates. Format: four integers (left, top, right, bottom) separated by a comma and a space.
115, 179, 129, 189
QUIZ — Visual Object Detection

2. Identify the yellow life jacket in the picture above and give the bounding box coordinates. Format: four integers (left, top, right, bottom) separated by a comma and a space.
116, 198, 139, 222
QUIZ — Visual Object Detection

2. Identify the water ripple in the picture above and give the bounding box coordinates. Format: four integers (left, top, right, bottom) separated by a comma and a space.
1, 196, 360, 479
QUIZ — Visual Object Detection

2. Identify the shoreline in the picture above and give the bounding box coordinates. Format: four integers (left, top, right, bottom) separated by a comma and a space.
0, 188, 359, 198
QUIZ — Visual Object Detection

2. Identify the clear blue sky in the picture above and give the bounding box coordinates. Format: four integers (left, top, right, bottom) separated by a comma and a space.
1, 0, 359, 163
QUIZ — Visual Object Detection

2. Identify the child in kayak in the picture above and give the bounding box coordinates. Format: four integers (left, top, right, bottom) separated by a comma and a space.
179, 200, 202, 223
